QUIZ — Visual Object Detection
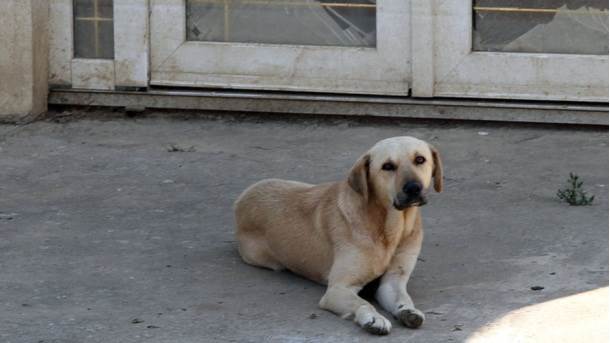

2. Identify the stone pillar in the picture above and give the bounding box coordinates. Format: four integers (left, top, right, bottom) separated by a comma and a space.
0, 0, 49, 123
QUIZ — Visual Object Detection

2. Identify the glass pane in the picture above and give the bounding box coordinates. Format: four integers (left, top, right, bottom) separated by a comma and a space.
97, 0, 114, 17
473, 0, 609, 55
74, 21, 96, 58
186, 0, 376, 47
74, 0, 95, 17
74, 0, 115, 59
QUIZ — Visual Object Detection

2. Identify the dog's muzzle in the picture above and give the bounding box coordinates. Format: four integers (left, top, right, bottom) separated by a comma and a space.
393, 181, 427, 210
393, 195, 427, 210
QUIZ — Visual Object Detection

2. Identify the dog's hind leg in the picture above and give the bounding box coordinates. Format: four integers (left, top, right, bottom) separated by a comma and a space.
237, 232, 284, 271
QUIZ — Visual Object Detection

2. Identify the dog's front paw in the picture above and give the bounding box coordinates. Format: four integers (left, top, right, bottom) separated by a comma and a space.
355, 306, 392, 335
397, 307, 425, 329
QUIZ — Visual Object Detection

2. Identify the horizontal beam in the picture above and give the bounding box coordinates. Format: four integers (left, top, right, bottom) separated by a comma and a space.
49, 89, 608, 125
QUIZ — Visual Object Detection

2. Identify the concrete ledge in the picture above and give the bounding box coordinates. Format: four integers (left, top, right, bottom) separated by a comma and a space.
0, 0, 49, 123
49, 89, 608, 125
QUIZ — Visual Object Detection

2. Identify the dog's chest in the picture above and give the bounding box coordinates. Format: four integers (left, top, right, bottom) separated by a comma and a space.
365, 210, 417, 275
378, 208, 417, 244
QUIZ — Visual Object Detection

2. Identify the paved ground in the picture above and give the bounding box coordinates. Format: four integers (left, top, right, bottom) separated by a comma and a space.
0, 110, 608, 343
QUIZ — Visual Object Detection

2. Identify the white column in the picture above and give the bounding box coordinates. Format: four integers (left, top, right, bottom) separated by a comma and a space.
0, 0, 49, 122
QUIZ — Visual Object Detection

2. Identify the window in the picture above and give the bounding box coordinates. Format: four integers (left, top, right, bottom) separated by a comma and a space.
473, 0, 608, 54
74, 0, 115, 59
186, 0, 377, 47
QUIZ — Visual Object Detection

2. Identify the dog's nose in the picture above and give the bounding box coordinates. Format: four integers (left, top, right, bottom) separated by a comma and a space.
403, 182, 422, 196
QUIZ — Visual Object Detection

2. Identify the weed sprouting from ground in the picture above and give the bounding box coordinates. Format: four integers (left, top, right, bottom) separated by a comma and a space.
557, 173, 595, 206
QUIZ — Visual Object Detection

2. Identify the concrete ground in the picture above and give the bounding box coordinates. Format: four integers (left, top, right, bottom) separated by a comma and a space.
0, 110, 608, 343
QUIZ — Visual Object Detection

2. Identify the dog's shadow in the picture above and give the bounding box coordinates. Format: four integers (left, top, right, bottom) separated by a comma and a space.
358, 276, 382, 300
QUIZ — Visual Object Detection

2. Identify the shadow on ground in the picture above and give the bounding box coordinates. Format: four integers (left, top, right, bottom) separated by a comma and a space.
0, 111, 607, 342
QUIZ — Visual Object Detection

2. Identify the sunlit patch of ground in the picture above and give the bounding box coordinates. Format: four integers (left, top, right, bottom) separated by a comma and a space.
468, 287, 608, 343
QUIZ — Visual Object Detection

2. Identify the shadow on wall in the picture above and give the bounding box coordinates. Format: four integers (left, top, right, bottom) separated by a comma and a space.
467, 287, 609, 342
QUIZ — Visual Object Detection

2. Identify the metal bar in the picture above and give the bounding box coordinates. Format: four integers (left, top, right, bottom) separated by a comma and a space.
188, 0, 376, 8
93, 0, 100, 57
48, 89, 609, 125
224, 0, 230, 41
75, 17, 113, 21
473, 6, 608, 15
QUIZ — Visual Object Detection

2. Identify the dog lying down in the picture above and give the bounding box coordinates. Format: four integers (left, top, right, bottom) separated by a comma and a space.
234, 136, 443, 335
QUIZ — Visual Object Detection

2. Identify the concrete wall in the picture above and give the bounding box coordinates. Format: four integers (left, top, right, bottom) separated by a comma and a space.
0, 0, 49, 123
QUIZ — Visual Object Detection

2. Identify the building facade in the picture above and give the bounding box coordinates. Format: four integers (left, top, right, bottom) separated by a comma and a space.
1, 0, 608, 123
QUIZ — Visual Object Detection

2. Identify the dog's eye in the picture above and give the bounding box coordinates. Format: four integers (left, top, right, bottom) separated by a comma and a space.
414, 156, 426, 165
381, 162, 397, 171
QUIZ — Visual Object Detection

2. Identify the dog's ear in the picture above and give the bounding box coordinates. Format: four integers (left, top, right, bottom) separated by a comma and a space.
348, 154, 371, 200
429, 144, 443, 192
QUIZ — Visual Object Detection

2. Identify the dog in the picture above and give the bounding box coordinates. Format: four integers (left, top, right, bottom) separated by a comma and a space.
234, 136, 443, 335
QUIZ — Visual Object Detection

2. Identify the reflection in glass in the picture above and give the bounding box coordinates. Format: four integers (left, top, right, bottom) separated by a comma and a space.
473, 0, 608, 54
186, 0, 376, 47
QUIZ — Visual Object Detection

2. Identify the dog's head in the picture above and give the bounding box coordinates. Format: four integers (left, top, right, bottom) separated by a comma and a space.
348, 136, 443, 210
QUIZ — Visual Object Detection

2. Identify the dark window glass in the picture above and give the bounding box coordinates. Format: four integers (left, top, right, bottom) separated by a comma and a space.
473, 0, 608, 55
74, 0, 114, 59
186, 0, 377, 47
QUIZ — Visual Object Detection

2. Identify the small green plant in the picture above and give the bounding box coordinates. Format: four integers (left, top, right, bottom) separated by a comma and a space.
557, 173, 595, 206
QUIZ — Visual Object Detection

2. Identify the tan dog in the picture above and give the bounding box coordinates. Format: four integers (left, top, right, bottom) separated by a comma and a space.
234, 137, 443, 335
